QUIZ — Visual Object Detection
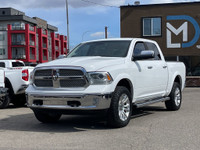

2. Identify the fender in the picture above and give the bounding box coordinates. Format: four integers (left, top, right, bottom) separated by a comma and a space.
166, 72, 183, 96
5, 77, 14, 95
112, 73, 135, 102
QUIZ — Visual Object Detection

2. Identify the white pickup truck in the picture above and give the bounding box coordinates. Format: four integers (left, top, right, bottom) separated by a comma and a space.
26, 38, 186, 128
0, 60, 34, 107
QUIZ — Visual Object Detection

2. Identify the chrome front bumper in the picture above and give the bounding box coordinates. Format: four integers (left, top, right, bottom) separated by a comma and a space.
27, 93, 112, 110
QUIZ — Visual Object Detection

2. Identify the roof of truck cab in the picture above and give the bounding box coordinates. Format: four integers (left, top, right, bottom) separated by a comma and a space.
82, 38, 156, 43
0, 60, 23, 62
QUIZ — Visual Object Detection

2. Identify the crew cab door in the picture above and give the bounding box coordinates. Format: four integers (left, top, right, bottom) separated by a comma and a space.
131, 41, 168, 101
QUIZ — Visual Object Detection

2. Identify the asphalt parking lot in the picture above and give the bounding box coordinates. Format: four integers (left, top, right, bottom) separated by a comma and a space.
0, 88, 200, 150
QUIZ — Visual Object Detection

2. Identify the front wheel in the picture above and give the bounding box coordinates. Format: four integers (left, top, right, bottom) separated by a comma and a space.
33, 110, 62, 123
165, 82, 182, 111
107, 86, 132, 128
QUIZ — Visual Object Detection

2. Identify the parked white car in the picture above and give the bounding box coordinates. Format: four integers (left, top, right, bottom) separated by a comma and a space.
26, 38, 186, 128
0, 60, 34, 107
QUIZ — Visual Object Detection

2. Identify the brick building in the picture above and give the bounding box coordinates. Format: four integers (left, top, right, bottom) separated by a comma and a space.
120, 2, 200, 86
0, 8, 68, 65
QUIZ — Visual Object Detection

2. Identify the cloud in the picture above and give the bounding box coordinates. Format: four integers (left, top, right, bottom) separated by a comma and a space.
48, 21, 62, 27
69, 0, 126, 8
90, 31, 111, 39
151, 0, 174, 4
0, 0, 64, 9
90, 32, 105, 38
1, 0, 198, 10
0, 0, 126, 9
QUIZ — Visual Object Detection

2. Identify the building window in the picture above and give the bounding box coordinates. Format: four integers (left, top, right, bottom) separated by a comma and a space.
49, 51, 52, 57
143, 17, 161, 36
0, 25, 6, 31
12, 47, 26, 59
12, 22, 25, 30
0, 34, 5, 41
12, 34, 25, 45
30, 48, 35, 60
0, 48, 5, 55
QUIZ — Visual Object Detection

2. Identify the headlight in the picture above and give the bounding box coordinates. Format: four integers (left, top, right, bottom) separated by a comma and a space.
88, 72, 113, 85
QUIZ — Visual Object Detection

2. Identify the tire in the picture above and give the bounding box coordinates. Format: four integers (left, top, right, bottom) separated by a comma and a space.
34, 110, 62, 123
107, 86, 132, 128
12, 94, 26, 107
165, 82, 182, 111
5, 80, 18, 107
0, 96, 10, 109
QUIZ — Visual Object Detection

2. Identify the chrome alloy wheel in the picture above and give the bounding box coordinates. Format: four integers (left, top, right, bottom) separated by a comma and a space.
174, 87, 181, 106
118, 94, 130, 121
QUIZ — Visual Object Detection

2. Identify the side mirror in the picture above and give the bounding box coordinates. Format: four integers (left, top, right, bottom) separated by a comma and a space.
132, 50, 155, 61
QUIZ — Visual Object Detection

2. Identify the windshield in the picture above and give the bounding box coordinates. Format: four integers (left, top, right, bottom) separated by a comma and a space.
67, 41, 131, 58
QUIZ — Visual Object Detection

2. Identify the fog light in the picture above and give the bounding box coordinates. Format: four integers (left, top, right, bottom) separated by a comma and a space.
33, 100, 43, 106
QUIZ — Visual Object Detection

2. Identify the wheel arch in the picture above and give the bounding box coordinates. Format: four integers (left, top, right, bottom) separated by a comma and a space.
173, 75, 182, 88
116, 78, 133, 99
5, 77, 14, 95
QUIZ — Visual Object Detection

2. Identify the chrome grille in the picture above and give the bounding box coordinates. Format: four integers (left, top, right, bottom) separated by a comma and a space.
60, 79, 87, 88
35, 69, 52, 76
34, 67, 88, 89
34, 79, 53, 87
59, 69, 84, 76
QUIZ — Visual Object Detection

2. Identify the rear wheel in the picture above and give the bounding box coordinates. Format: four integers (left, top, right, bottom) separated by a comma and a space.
107, 86, 132, 128
165, 82, 182, 111
34, 110, 62, 123
0, 96, 10, 109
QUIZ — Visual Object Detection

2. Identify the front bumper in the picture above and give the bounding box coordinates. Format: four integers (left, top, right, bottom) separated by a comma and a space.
27, 93, 112, 110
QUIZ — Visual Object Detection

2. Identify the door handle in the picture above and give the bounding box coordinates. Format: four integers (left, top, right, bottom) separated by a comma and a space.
163, 66, 167, 69
147, 66, 153, 69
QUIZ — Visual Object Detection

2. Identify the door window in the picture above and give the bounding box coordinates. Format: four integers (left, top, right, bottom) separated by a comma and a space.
133, 42, 146, 56
0, 62, 5, 68
145, 42, 161, 60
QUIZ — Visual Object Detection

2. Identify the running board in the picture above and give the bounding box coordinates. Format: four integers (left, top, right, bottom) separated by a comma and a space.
135, 97, 170, 108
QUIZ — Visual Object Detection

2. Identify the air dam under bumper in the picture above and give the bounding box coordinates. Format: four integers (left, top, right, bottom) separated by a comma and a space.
27, 93, 112, 110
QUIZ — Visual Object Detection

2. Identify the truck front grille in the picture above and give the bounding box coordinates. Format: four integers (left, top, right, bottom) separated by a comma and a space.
34, 79, 53, 87
60, 79, 87, 88
33, 67, 88, 89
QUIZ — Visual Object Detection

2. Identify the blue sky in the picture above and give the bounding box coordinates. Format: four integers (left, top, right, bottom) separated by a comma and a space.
1, 0, 198, 49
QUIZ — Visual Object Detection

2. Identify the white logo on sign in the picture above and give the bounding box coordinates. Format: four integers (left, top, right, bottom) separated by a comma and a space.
166, 22, 188, 48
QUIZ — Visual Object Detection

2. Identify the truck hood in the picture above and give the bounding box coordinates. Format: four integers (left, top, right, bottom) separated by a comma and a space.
37, 57, 125, 71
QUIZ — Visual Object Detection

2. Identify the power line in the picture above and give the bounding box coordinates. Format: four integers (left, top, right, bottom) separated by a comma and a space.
80, 0, 120, 8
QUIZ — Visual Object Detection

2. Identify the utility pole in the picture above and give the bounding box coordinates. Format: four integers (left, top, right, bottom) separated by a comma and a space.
105, 26, 108, 39
66, 0, 70, 50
